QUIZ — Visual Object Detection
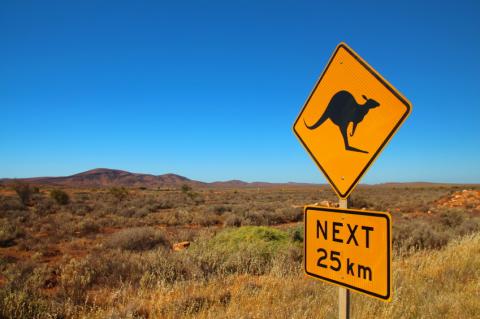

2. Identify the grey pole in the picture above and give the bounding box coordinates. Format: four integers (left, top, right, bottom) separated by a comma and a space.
338, 197, 350, 319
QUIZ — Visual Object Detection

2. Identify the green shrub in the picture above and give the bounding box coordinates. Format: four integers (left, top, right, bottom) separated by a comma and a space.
288, 225, 304, 243
188, 226, 298, 276
50, 189, 70, 205
207, 226, 290, 250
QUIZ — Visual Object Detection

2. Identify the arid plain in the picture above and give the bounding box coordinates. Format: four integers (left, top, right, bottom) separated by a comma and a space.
0, 169, 479, 318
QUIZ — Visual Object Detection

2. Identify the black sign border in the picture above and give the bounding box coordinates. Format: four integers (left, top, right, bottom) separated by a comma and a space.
304, 206, 392, 300
292, 42, 412, 198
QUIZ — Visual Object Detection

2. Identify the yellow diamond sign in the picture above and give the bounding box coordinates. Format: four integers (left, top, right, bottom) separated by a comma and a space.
293, 43, 411, 198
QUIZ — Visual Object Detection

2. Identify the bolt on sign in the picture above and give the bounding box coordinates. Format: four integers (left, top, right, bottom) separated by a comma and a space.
293, 43, 411, 198
304, 206, 392, 301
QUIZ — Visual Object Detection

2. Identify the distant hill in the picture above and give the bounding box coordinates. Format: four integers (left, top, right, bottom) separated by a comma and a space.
0, 168, 320, 189
209, 180, 319, 188
2, 168, 474, 189
0, 168, 204, 188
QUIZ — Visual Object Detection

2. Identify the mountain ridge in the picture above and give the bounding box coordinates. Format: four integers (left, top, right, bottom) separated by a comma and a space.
0, 168, 320, 188
0, 168, 201, 188
1, 168, 476, 189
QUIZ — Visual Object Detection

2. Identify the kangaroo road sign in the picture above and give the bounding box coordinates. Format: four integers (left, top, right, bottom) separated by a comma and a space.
293, 43, 411, 198
304, 206, 392, 301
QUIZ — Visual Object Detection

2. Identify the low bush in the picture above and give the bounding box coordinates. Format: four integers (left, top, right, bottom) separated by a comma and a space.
438, 208, 466, 227
0, 219, 24, 247
0, 288, 62, 318
165, 294, 212, 315
224, 206, 302, 227
75, 219, 100, 236
191, 211, 221, 226
223, 213, 242, 227
406, 226, 449, 250
288, 225, 304, 243
456, 216, 480, 236
109, 187, 129, 201
241, 211, 267, 226
68, 202, 93, 215
33, 197, 56, 216
118, 207, 136, 218
0, 195, 24, 212
104, 227, 170, 251
188, 226, 299, 276
50, 189, 70, 205
1, 184, 479, 317
210, 205, 231, 215
269, 244, 303, 277
0, 196, 28, 219
12, 182, 33, 205
59, 248, 195, 304
349, 195, 374, 209
207, 226, 290, 250
154, 198, 174, 210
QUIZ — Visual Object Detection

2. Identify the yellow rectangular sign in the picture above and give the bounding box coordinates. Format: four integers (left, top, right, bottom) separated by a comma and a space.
304, 206, 392, 301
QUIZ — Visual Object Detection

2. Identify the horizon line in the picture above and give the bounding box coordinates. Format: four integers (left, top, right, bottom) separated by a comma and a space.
0, 167, 479, 186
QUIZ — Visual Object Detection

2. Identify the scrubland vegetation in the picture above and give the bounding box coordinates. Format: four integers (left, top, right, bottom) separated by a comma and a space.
0, 183, 479, 318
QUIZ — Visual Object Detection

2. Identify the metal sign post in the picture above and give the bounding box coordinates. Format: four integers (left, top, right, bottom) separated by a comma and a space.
338, 197, 350, 319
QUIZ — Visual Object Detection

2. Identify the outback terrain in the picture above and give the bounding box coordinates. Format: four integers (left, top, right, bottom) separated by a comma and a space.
0, 169, 479, 318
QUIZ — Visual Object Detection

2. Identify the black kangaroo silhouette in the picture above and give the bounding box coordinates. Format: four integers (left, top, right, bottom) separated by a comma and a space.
304, 90, 380, 154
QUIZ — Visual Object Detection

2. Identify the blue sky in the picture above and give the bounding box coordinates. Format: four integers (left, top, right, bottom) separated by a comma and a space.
1, 1, 479, 183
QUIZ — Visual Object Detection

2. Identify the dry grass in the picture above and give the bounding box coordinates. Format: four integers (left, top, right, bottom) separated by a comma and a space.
0, 184, 479, 318
7, 232, 475, 319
